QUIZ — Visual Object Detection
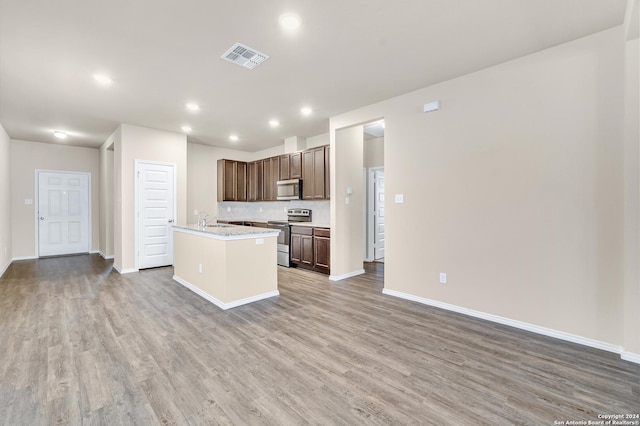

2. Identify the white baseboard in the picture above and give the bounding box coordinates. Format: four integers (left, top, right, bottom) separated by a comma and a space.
12, 256, 38, 261
173, 274, 279, 310
381, 288, 634, 362
113, 264, 137, 274
0, 260, 11, 278
89, 250, 99, 254
621, 351, 640, 364
98, 251, 114, 260
329, 269, 365, 281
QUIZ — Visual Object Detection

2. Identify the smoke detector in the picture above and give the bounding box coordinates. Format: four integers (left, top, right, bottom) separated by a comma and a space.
221, 43, 269, 70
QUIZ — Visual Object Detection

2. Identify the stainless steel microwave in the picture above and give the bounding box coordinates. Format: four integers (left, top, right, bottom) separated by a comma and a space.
276, 179, 302, 200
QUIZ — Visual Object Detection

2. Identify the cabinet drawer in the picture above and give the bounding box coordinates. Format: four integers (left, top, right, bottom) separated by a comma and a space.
291, 226, 313, 236
314, 228, 330, 237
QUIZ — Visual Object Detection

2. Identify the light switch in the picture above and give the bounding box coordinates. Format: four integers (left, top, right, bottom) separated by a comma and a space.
394, 194, 404, 204
24, 199, 33, 205
256, 238, 264, 245
345, 197, 350, 205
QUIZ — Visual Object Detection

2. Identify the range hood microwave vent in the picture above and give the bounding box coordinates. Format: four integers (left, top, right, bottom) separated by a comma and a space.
221, 43, 269, 70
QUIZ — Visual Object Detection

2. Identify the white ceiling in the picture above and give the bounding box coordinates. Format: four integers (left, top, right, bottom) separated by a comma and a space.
0, 0, 628, 151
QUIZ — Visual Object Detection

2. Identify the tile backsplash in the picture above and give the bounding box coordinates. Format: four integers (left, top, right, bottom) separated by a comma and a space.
217, 200, 330, 224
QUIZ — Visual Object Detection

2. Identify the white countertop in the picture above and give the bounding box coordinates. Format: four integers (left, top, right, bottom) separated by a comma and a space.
173, 224, 280, 240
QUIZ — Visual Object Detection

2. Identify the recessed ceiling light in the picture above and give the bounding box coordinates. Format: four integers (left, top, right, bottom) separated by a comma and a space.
229, 134, 239, 142
279, 13, 301, 31
92, 74, 112, 85
181, 126, 192, 133
269, 119, 280, 128
300, 107, 312, 116
53, 131, 68, 139
186, 103, 200, 112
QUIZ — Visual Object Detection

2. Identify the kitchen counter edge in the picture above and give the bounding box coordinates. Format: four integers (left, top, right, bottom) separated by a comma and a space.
173, 224, 280, 241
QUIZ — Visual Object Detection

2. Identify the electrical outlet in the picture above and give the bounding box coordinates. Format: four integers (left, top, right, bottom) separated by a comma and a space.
259, 207, 263, 212
227, 207, 231, 212
194, 209, 199, 216
439, 273, 447, 284
198, 263, 202, 273
256, 238, 264, 245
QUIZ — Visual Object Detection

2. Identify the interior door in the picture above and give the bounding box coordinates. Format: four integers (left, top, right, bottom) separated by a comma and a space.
38, 171, 90, 257
137, 162, 175, 269
374, 169, 385, 260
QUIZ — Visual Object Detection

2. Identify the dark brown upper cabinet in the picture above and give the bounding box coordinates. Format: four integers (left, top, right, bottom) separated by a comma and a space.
217, 159, 247, 202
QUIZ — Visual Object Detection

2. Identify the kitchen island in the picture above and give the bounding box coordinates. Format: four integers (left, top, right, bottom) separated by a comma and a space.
172, 224, 280, 310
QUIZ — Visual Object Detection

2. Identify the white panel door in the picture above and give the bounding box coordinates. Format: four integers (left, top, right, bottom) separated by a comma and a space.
38, 171, 90, 257
374, 169, 385, 260
137, 162, 175, 269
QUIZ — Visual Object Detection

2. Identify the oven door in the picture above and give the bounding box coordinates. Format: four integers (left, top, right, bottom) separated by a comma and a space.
267, 222, 291, 266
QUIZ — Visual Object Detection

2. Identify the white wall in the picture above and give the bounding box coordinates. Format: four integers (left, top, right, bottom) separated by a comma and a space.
10, 140, 100, 258
364, 137, 384, 168
307, 133, 329, 149
623, 34, 640, 357
331, 27, 628, 350
331, 125, 364, 279
0, 124, 11, 276
114, 124, 187, 272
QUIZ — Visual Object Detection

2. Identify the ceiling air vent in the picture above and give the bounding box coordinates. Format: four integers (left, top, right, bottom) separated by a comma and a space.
221, 43, 269, 70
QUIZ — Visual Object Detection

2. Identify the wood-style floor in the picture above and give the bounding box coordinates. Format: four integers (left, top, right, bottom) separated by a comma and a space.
0, 255, 638, 425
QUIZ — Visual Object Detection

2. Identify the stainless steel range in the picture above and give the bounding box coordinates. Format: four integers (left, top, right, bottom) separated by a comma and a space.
267, 209, 312, 267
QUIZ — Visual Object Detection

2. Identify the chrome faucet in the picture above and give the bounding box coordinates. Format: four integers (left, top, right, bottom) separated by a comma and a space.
197, 211, 209, 227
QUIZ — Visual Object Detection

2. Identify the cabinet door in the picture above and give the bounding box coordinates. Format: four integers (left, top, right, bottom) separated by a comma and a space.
248, 162, 255, 201
269, 157, 279, 200
224, 160, 236, 200
263, 159, 272, 200
279, 155, 290, 181
302, 150, 314, 200
291, 234, 302, 263
324, 146, 330, 199
236, 161, 247, 201
314, 236, 330, 273
290, 152, 302, 179
248, 161, 263, 201
301, 235, 314, 266
313, 147, 325, 199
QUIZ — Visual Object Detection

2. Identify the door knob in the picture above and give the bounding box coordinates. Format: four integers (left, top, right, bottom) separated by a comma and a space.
39, 217, 45, 220
168, 219, 174, 223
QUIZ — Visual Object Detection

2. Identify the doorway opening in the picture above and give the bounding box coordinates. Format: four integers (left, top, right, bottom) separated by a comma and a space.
36, 170, 91, 257
363, 120, 385, 263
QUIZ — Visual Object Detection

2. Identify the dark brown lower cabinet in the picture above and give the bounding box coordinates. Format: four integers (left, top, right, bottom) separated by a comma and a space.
313, 228, 330, 274
291, 226, 330, 274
